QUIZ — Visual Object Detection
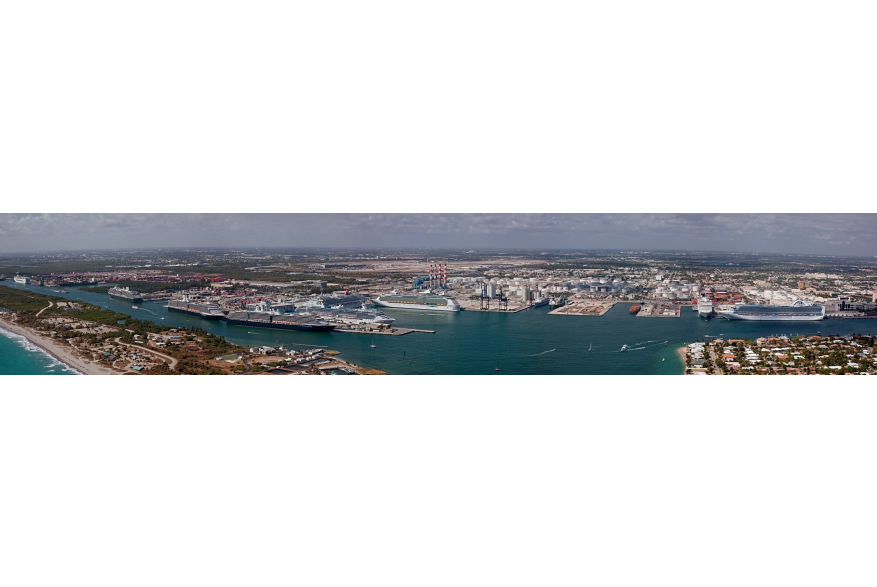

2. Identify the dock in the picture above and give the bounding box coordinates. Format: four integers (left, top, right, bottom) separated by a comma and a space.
549, 300, 616, 316
637, 303, 681, 318
334, 327, 436, 336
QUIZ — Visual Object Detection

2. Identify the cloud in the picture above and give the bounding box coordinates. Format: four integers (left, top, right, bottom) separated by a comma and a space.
0, 213, 875, 256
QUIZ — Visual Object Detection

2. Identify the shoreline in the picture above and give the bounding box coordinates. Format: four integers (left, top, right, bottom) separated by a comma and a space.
676, 346, 688, 374
0, 316, 119, 375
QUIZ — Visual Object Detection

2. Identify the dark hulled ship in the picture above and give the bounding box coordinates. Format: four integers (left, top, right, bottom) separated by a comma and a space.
168, 296, 225, 320
223, 302, 335, 332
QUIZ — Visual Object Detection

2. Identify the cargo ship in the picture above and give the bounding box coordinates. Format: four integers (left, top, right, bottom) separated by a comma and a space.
168, 295, 225, 320
13, 275, 30, 285
224, 302, 335, 332
372, 290, 460, 311
630, 304, 641, 314
108, 286, 143, 303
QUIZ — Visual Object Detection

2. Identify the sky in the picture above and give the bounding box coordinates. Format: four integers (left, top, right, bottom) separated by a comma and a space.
0, 214, 875, 256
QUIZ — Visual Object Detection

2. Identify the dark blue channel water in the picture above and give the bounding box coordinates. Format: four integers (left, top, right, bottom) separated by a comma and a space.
3, 283, 876, 375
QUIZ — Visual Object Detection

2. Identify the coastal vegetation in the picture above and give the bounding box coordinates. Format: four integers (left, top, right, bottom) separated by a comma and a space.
81, 280, 211, 294
0, 285, 244, 375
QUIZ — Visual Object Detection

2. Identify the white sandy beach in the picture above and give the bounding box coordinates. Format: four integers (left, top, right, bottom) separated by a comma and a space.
0, 316, 120, 375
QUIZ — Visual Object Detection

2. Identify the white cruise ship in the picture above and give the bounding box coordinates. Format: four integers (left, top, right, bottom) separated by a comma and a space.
697, 295, 714, 318
13, 275, 31, 284
295, 298, 395, 325
716, 301, 825, 321
372, 290, 461, 311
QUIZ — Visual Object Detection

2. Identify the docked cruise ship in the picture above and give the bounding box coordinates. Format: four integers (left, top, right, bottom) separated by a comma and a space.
13, 274, 30, 284
224, 302, 335, 332
697, 295, 714, 318
716, 301, 825, 321
108, 286, 143, 303
372, 290, 461, 311
295, 298, 394, 325
168, 296, 225, 320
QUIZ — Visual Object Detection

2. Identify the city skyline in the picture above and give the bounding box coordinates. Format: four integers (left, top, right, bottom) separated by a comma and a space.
1, 213, 875, 256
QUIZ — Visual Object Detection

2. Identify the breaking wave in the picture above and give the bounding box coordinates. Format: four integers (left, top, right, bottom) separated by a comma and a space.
0, 326, 82, 374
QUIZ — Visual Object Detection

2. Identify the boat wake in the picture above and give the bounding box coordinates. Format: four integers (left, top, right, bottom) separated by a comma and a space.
528, 349, 557, 357
630, 340, 667, 349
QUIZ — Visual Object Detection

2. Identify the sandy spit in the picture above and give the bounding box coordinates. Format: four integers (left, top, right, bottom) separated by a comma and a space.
0, 316, 120, 375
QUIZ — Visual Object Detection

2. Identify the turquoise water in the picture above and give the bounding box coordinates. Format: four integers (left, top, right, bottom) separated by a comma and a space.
4, 282, 877, 375
0, 326, 80, 375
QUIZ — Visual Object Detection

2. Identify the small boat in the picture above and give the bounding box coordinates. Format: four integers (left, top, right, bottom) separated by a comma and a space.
370, 344, 376, 348
494, 367, 500, 371
621, 344, 629, 351
662, 358, 666, 362
588, 342, 592, 352
664, 341, 668, 347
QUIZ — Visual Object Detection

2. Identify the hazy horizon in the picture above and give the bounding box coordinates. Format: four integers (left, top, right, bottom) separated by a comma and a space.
1, 214, 875, 257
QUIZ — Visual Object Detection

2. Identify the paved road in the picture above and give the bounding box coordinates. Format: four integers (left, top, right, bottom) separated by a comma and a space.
114, 337, 178, 370
239, 354, 252, 374
709, 347, 722, 375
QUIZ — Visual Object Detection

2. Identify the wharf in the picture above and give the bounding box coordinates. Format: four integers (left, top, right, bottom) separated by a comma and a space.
825, 315, 877, 319
637, 303, 681, 318
143, 293, 173, 301
549, 300, 616, 316
334, 327, 436, 336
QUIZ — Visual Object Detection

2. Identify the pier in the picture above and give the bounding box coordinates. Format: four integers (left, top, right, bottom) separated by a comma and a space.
334, 327, 436, 336
637, 303, 681, 318
548, 300, 616, 316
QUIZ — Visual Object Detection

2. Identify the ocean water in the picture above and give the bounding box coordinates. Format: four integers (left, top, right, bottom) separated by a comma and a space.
0, 326, 80, 375
4, 282, 877, 375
